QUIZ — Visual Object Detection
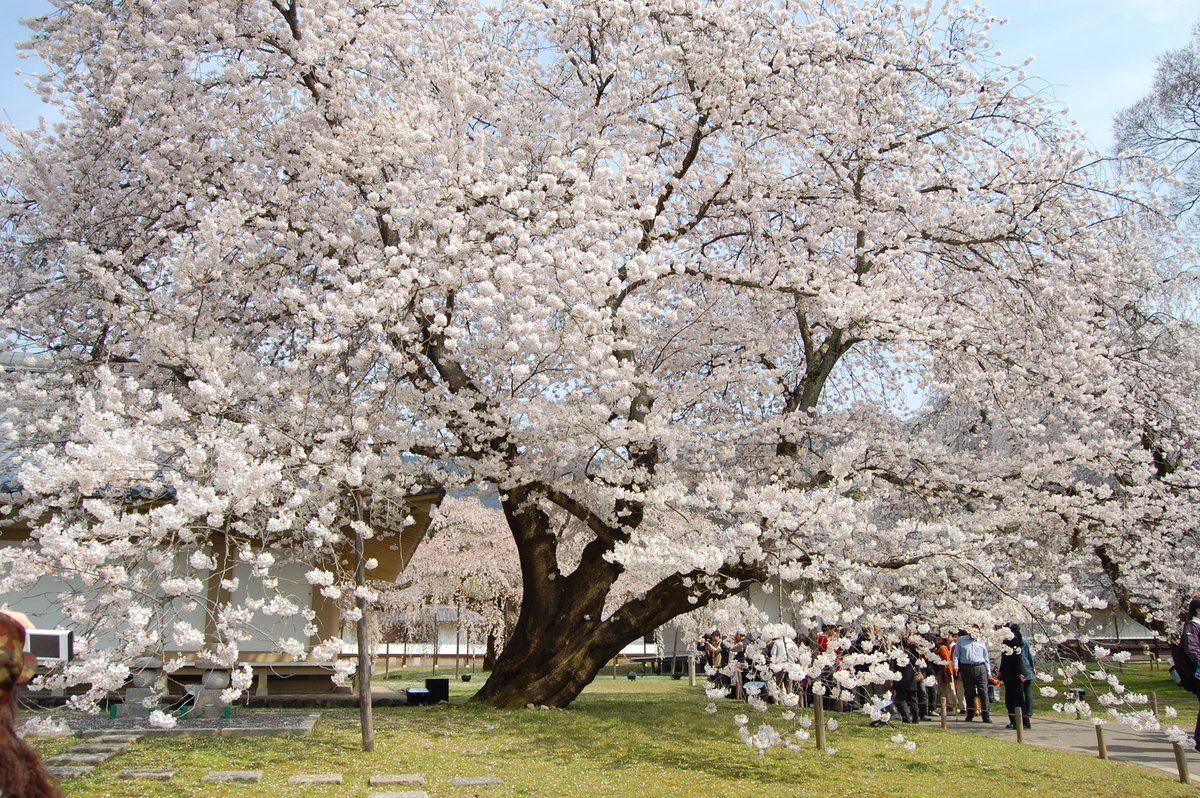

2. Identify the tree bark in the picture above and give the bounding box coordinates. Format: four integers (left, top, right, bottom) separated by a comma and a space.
471, 622, 623, 708
483, 631, 497, 671
471, 485, 765, 707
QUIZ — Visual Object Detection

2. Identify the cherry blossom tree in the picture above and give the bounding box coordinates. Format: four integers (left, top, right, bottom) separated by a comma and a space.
1, 0, 1194, 710
1109, 20, 1200, 634
386, 495, 522, 667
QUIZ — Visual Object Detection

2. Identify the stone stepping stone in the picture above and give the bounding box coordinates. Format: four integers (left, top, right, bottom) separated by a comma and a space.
367, 792, 428, 798
117, 770, 177, 781
47, 766, 92, 779
452, 776, 503, 787
47, 753, 111, 765
72, 743, 129, 754
93, 734, 142, 744
370, 775, 426, 786
202, 770, 263, 783
289, 774, 344, 785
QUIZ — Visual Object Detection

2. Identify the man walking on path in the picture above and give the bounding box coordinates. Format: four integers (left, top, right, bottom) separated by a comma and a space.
954, 626, 992, 723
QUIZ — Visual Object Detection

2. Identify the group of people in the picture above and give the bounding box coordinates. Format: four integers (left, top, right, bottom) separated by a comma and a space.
695, 596, 1200, 748
698, 622, 1037, 731
698, 629, 803, 696
846, 624, 1032, 727
945, 624, 1035, 729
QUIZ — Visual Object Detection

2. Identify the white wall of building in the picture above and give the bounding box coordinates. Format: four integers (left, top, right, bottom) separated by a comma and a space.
0, 542, 317, 656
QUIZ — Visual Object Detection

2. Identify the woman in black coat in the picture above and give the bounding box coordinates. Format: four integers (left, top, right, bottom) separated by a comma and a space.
998, 623, 1034, 729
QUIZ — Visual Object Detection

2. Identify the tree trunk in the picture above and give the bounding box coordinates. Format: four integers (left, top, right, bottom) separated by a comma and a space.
484, 630, 498, 671
470, 484, 765, 708
471, 621, 624, 708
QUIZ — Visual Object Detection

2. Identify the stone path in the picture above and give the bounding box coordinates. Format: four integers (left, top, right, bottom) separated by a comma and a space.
202, 770, 263, 783
945, 712, 1200, 780
45, 733, 141, 780
47, 753, 505, 793
39, 724, 504, 792
32, 711, 321, 737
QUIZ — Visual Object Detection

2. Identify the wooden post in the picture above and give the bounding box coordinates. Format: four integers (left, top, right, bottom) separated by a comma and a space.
352, 492, 374, 752
1150, 691, 1159, 719
612, 657, 618, 679
1173, 741, 1191, 784
1015, 708, 1025, 744
940, 697, 948, 730
671, 628, 680, 677
688, 652, 696, 687
1094, 724, 1107, 759
814, 701, 827, 751
455, 618, 461, 679
1171, 739, 1190, 782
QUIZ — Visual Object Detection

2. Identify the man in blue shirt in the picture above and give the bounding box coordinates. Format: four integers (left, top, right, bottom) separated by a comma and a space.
952, 626, 992, 723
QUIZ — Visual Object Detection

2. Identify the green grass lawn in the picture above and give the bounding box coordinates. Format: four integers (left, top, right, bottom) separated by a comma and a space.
26, 671, 1198, 798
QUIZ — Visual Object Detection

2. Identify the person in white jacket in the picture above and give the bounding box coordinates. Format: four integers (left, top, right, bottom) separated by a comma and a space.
765, 625, 801, 698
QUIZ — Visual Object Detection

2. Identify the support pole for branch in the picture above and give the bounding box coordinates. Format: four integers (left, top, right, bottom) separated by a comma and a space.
1173, 741, 1191, 784
1094, 724, 1107, 759
1015, 708, 1024, 744
814, 700, 827, 751
1150, 691, 1158, 719
940, 697, 947, 730
352, 490, 374, 752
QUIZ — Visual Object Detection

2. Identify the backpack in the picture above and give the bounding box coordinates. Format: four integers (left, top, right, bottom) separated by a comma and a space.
1169, 638, 1200, 693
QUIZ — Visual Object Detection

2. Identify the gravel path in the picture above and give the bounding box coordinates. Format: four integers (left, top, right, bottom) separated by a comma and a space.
23, 710, 320, 737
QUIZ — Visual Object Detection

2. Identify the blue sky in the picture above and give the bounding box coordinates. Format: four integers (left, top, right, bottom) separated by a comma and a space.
1, 0, 1197, 150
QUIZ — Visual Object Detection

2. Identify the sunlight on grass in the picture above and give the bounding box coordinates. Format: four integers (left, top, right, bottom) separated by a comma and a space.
26, 671, 1197, 798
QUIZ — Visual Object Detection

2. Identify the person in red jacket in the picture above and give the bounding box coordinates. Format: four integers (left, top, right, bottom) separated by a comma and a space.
934, 633, 959, 715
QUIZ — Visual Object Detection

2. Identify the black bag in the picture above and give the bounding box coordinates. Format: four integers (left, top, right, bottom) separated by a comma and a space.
1169, 638, 1200, 693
